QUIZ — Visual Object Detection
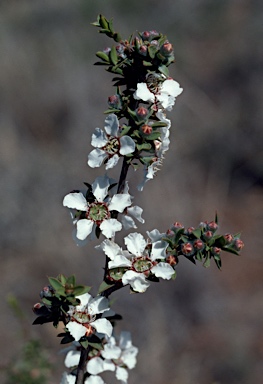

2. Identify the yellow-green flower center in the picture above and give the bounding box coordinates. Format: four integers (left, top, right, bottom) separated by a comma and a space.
103, 136, 120, 155
87, 202, 110, 224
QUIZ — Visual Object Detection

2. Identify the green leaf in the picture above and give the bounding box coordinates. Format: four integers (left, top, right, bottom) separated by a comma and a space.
148, 45, 157, 59
192, 229, 202, 238
120, 125, 131, 136
172, 271, 177, 280
48, 277, 64, 291
96, 51, 110, 62
66, 275, 76, 286
203, 254, 211, 268
99, 15, 109, 30
137, 143, 152, 151
41, 297, 52, 306
98, 281, 114, 294
80, 339, 89, 349
73, 285, 91, 296
143, 60, 153, 67
158, 65, 169, 77
88, 342, 104, 350
143, 131, 161, 140
110, 46, 118, 65
151, 121, 169, 128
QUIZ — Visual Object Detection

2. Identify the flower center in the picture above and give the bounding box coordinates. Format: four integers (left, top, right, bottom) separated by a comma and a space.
108, 267, 126, 282
72, 311, 96, 324
87, 203, 110, 225
133, 257, 153, 273
103, 136, 120, 156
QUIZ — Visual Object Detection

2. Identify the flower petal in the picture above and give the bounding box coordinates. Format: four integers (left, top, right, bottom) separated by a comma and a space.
64, 350, 81, 368
96, 239, 122, 260
103, 359, 115, 371
75, 293, 92, 311
121, 214, 137, 230
76, 219, 94, 240
66, 321, 87, 341
150, 240, 168, 260
122, 270, 150, 293
108, 255, 132, 269
119, 136, 135, 155
87, 357, 105, 375
127, 206, 145, 224
84, 375, 105, 384
88, 148, 107, 168
108, 193, 132, 213
151, 262, 174, 279
61, 372, 76, 384
92, 175, 110, 202
121, 346, 138, 369
147, 229, 165, 242
91, 127, 108, 148
100, 219, 122, 238
105, 154, 119, 170
124, 232, 146, 256
161, 79, 183, 97
63, 192, 87, 211
116, 366, 129, 382
133, 83, 154, 102
88, 296, 110, 315
101, 341, 121, 360
104, 113, 119, 136
92, 318, 113, 338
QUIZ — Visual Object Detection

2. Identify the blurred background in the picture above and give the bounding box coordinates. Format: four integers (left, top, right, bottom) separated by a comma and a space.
1, 1, 263, 383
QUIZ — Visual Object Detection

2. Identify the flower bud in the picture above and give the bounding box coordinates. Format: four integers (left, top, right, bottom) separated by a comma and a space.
193, 239, 204, 251
211, 247, 221, 256
139, 45, 148, 56
203, 230, 213, 240
166, 229, 175, 237
234, 239, 244, 251
108, 94, 122, 109
166, 255, 178, 266
181, 242, 194, 256
160, 41, 174, 56
136, 106, 148, 119
224, 233, 234, 244
173, 222, 184, 230
185, 226, 195, 235
141, 30, 159, 41
207, 221, 218, 233
141, 124, 152, 134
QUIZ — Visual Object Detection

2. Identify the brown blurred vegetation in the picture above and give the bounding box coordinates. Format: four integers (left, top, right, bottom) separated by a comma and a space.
0, 1, 263, 383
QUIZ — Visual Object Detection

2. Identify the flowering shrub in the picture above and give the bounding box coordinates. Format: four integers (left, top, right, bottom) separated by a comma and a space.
33, 15, 244, 384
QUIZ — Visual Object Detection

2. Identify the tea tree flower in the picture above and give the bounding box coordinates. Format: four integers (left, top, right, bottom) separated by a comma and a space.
88, 114, 136, 170
103, 232, 174, 292
134, 77, 183, 111
66, 293, 113, 341
63, 175, 136, 240
87, 331, 138, 383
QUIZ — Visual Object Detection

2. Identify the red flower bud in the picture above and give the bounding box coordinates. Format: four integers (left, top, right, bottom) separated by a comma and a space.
193, 239, 204, 250
211, 247, 221, 256
234, 239, 244, 251
141, 124, 152, 134
166, 255, 178, 266
181, 242, 194, 256
207, 221, 218, 232
160, 41, 173, 56
224, 233, 234, 244
136, 106, 148, 118
173, 222, 184, 229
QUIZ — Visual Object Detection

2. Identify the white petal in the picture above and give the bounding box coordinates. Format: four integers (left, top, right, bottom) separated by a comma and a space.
133, 83, 154, 102
76, 219, 94, 240
124, 232, 146, 256
119, 331, 132, 350
66, 322, 87, 341
88, 296, 110, 315
88, 148, 107, 168
108, 193, 132, 213
122, 270, 150, 293
92, 175, 110, 202
101, 343, 121, 360
157, 92, 174, 109
104, 113, 119, 136
87, 357, 105, 375
150, 240, 168, 261
75, 293, 92, 311
103, 359, 116, 371
61, 372, 76, 384
147, 229, 165, 242
121, 214, 137, 230
156, 110, 171, 129
119, 136, 135, 155
91, 127, 108, 148
127, 206, 145, 224
161, 79, 183, 97
108, 255, 132, 269
100, 219, 122, 238
92, 318, 113, 337
84, 375, 105, 384
63, 192, 88, 211
121, 346, 138, 369
151, 262, 174, 279
64, 350, 81, 368
116, 366, 128, 382
105, 154, 119, 170
96, 239, 122, 260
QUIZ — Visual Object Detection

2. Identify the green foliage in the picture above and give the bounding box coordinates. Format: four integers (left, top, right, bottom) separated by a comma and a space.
5, 340, 52, 384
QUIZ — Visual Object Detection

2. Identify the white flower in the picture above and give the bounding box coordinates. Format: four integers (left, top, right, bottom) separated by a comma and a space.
88, 114, 135, 170
102, 232, 174, 293
63, 175, 133, 241
87, 332, 138, 383
60, 372, 76, 384
134, 78, 183, 111
66, 293, 113, 341
85, 376, 105, 384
